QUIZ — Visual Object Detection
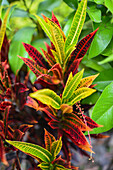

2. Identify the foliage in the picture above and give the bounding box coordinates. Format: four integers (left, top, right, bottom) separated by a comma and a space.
0, 0, 113, 169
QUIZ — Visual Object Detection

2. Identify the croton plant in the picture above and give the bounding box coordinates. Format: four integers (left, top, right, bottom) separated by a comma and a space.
0, 0, 109, 169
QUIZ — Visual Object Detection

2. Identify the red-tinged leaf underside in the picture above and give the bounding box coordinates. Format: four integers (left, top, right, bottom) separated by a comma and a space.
64, 113, 91, 131
66, 29, 98, 75
44, 42, 54, 58
0, 138, 8, 166
62, 138, 71, 162
90, 134, 109, 139
62, 121, 90, 147
44, 129, 55, 152
83, 115, 103, 129
18, 56, 47, 77
22, 43, 50, 69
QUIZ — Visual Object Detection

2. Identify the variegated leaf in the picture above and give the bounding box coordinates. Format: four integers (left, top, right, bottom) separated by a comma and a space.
47, 19, 65, 65
62, 69, 84, 101
0, 7, 10, 51
65, 0, 87, 53
66, 87, 96, 105
6, 140, 52, 163
30, 89, 61, 109
44, 129, 55, 152
51, 137, 62, 158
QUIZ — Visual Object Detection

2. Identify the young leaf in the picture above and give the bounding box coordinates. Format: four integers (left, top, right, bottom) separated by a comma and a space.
6, 140, 52, 163
65, 0, 87, 53
47, 19, 65, 65
66, 87, 96, 105
0, 7, 10, 51
62, 69, 84, 101
30, 89, 61, 109
51, 137, 62, 158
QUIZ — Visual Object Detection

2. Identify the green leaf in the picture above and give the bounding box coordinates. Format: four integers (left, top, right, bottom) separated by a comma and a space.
0, 7, 10, 51
62, 69, 84, 101
87, 6, 101, 23
105, 0, 113, 14
8, 27, 34, 74
47, 19, 65, 65
6, 140, 52, 163
93, 68, 113, 91
88, 17, 113, 58
34, 15, 53, 42
30, 89, 61, 109
51, 137, 62, 158
65, 0, 87, 53
99, 54, 113, 65
66, 87, 96, 105
90, 82, 113, 134
94, 0, 104, 4
101, 38, 113, 56
63, 0, 78, 9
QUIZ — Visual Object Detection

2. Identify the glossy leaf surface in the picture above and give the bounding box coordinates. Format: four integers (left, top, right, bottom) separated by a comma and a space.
91, 82, 113, 134
30, 89, 61, 109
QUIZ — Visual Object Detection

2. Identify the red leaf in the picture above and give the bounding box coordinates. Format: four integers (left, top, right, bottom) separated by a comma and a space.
83, 115, 103, 129
19, 124, 34, 133
25, 96, 39, 111
13, 129, 24, 141
22, 42, 50, 69
0, 138, 8, 165
41, 48, 56, 66
18, 56, 45, 77
64, 113, 91, 131
66, 29, 98, 75
41, 107, 58, 121
90, 134, 109, 139
44, 42, 54, 57
48, 120, 59, 129
52, 12, 61, 29
0, 101, 12, 110
3, 106, 11, 137
62, 121, 90, 147
44, 129, 55, 152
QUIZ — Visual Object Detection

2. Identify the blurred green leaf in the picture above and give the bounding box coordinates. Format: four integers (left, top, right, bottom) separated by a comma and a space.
9, 27, 35, 74
93, 68, 113, 91
88, 17, 113, 58
105, 0, 113, 14
11, 8, 28, 17
82, 92, 100, 104
90, 82, 113, 134
37, 0, 61, 13
87, 6, 101, 23
94, 0, 104, 4
101, 38, 113, 56
63, 0, 78, 9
